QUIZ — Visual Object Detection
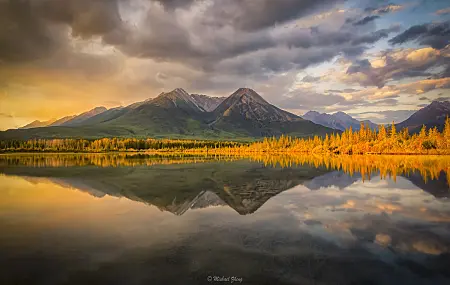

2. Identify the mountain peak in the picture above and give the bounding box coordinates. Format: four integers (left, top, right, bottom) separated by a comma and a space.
152, 88, 204, 112
333, 111, 352, 120
230, 88, 268, 105
158, 88, 190, 99
304, 111, 320, 117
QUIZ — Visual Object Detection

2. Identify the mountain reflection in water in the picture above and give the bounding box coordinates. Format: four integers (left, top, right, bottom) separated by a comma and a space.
0, 153, 449, 285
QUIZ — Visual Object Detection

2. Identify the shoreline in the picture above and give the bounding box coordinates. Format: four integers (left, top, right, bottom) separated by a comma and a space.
2, 151, 450, 156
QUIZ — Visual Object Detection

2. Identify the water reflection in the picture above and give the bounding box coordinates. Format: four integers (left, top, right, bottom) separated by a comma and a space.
0, 154, 449, 285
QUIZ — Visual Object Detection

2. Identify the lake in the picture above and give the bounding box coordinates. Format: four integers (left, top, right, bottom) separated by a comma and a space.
0, 153, 449, 285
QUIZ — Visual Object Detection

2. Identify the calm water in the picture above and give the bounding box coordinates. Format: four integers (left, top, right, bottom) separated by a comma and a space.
0, 154, 450, 285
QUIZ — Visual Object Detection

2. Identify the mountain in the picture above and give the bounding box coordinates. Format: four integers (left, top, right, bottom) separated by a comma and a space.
396, 101, 450, 132
210, 88, 332, 137
303, 111, 378, 131
60, 107, 108, 126
190, 94, 226, 112
0, 88, 337, 140
20, 119, 56, 129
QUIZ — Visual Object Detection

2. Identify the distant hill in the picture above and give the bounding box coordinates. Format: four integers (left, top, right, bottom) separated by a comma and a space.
1, 88, 337, 140
303, 111, 378, 131
396, 101, 450, 132
20, 119, 56, 129
21, 107, 108, 129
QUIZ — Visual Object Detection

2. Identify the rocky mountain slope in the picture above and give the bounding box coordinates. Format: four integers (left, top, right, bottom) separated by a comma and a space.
396, 101, 450, 132
190, 94, 226, 112
59, 107, 108, 126
211, 88, 331, 137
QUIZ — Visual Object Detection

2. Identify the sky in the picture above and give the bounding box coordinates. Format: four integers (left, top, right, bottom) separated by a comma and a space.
0, 0, 449, 130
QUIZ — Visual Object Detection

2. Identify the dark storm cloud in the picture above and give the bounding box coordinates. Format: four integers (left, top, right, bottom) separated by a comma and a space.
39, 0, 123, 38
0, 0, 64, 62
0, 0, 123, 62
353, 15, 380, 26
347, 59, 373, 74
0, 0, 411, 96
203, 0, 346, 32
389, 21, 450, 49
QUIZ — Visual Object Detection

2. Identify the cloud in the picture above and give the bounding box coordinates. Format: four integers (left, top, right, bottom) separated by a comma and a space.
154, 0, 198, 10
349, 110, 416, 124
353, 15, 380, 26
401, 78, 450, 94
0, 113, 13, 119
0, 0, 67, 62
326, 88, 358, 93
365, 4, 404, 15
436, 96, 450, 101
343, 46, 450, 87
275, 89, 349, 111
389, 21, 450, 49
302, 75, 321, 82
436, 7, 450, 15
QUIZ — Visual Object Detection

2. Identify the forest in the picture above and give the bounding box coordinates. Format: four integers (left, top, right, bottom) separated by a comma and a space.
1, 118, 450, 155
0, 138, 245, 152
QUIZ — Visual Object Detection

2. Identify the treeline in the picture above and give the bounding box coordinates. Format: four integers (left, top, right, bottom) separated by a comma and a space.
0, 153, 238, 168
2, 152, 449, 186
0, 138, 246, 152
205, 119, 450, 155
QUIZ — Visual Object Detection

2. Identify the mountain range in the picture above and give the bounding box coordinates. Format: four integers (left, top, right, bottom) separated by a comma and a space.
5, 88, 450, 140
1, 88, 335, 140
304, 100, 450, 133
302, 111, 378, 131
